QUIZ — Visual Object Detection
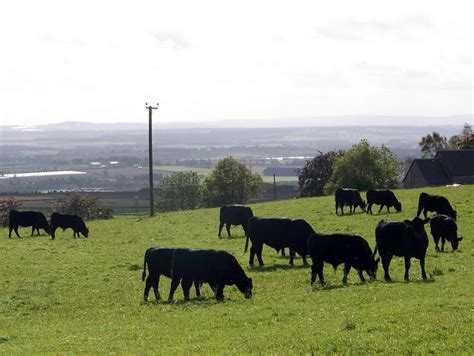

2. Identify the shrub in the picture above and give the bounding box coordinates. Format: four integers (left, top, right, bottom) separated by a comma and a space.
50, 193, 113, 220
0, 197, 22, 227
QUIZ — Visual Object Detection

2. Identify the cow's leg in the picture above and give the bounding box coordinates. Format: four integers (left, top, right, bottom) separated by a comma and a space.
194, 281, 201, 298
386, 206, 390, 213
218, 222, 224, 238
152, 275, 161, 300
281, 248, 286, 257
342, 263, 351, 284
441, 237, 446, 252
225, 224, 231, 238
143, 277, 152, 302
215, 285, 225, 301
31, 226, 35, 236
382, 255, 393, 281
289, 249, 295, 265
249, 245, 256, 266
317, 263, 325, 285
357, 269, 366, 283
51, 227, 56, 240
168, 277, 181, 301
256, 244, 264, 266
433, 235, 440, 252
310, 264, 318, 285
302, 255, 308, 266
8, 226, 13, 238
181, 278, 193, 301
404, 256, 411, 281
14, 227, 20, 238
423, 209, 428, 219
377, 205, 383, 214
420, 257, 427, 280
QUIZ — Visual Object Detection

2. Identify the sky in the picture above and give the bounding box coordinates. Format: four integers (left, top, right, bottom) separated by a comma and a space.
0, 0, 472, 126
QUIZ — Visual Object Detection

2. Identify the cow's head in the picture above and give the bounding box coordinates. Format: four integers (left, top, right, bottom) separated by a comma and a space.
82, 227, 89, 238
394, 201, 402, 212
405, 217, 430, 242
445, 218, 462, 251
242, 277, 253, 299
368, 250, 380, 280
450, 210, 457, 220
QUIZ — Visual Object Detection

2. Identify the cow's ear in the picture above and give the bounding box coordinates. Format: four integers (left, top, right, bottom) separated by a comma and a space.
423, 218, 430, 224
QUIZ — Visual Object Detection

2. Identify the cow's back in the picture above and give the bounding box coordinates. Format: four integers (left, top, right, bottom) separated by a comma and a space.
246, 217, 294, 248
220, 205, 253, 225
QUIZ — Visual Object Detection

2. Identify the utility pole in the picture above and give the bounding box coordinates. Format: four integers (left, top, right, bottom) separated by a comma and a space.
146, 102, 159, 217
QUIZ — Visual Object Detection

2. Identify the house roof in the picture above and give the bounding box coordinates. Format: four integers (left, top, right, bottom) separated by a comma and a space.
435, 149, 474, 177
402, 158, 451, 185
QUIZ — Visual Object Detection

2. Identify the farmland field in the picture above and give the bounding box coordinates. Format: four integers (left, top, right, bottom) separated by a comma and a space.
1, 186, 473, 353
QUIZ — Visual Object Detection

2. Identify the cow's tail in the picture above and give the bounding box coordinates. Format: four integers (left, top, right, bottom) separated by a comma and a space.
372, 246, 378, 260
142, 251, 148, 282
244, 234, 249, 254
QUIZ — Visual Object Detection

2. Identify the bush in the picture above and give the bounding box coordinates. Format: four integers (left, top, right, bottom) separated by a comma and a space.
50, 193, 113, 220
0, 197, 22, 227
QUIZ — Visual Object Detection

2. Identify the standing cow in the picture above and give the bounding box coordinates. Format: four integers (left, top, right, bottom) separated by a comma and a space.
245, 217, 315, 266
218, 205, 254, 238
142, 247, 204, 302
50, 212, 89, 239
8, 210, 50, 238
366, 189, 402, 214
307, 233, 379, 286
335, 188, 366, 215
375, 217, 430, 281
416, 192, 456, 219
429, 214, 463, 252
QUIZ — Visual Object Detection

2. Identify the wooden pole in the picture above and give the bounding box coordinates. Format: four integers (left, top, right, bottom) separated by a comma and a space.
146, 102, 159, 216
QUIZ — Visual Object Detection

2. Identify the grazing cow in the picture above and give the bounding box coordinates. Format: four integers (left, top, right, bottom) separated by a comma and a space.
307, 233, 379, 286
142, 247, 253, 302
142, 247, 204, 302
416, 192, 456, 219
430, 214, 463, 252
366, 189, 402, 214
335, 188, 366, 215
218, 205, 254, 238
50, 212, 89, 239
8, 210, 50, 238
245, 217, 315, 266
375, 217, 430, 281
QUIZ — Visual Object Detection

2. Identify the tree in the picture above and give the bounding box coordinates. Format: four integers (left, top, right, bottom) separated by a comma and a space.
419, 132, 448, 158
155, 171, 201, 212
296, 150, 344, 197
201, 157, 264, 207
324, 140, 402, 194
448, 123, 473, 149
50, 193, 113, 220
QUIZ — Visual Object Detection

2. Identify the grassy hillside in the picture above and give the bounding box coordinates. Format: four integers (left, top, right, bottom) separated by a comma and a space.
1, 186, 472, 353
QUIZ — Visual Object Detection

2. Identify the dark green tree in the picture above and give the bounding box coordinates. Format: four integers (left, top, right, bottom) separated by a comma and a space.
324, 140, 402, 194
201, 157, 264, 207
419, 132, 448, 158
155, 171, 201, 212
296, 150, 344, 197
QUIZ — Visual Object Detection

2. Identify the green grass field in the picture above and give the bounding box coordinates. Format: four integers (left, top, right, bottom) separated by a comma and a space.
1, 186, 473, 353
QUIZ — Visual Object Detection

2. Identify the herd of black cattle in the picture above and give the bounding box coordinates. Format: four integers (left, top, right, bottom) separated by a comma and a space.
7, 189, 463, 303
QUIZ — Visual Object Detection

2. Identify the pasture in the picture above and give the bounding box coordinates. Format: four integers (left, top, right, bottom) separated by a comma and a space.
1, 186, 472, 353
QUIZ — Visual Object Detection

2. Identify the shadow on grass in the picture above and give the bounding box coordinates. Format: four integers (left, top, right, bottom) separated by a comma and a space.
248, 263, 309, 273
142, 295, 244, 307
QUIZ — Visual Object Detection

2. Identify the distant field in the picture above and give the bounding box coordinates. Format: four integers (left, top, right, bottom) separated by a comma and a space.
1, 185, 472, 353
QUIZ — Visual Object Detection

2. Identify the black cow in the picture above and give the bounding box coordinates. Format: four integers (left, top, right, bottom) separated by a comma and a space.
142, 247, 253, 302
417, 192, 456, 219
430, 214, 463, 252
366, 189, 402, 214
307, 233, 379, 286
142, 247, 204, 302
335, 188, 366, 215
375, 217, 430, 281
50, 212, 89, 239
8, 210, 50, 238
218, 204, 254, 238
245, 217, 315, 266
